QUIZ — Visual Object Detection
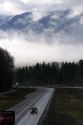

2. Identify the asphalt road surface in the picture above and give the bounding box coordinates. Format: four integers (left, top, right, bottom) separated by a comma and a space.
7, 88, 54, 125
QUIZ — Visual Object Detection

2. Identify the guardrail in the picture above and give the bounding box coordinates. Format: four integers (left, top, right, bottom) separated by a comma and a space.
38, 89, 55, 125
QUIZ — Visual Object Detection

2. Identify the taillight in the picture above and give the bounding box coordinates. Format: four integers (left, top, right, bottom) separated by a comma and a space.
0, 116, 4, 121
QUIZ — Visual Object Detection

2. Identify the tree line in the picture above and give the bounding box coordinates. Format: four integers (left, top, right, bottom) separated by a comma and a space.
16, 60, 83, 86
0, 48, 14, 92
0, 47, 83, 92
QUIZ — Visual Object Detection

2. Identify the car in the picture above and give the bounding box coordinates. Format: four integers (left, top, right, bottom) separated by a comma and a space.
30, 107, 38, 114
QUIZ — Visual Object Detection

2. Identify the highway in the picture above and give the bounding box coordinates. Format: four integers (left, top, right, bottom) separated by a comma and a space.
7, 88, 54, 125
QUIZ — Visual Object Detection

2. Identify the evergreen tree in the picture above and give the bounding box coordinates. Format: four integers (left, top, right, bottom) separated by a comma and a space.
0, 48, 14, 91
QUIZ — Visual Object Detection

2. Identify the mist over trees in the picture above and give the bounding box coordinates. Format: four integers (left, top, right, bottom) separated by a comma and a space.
0, 48, 14, 92
16, 61, 83, 86
0, 46, 83, 89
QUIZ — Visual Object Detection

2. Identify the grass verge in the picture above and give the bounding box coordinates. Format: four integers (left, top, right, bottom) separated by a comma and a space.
0, 88, 36, 111
46, 88, 83, 125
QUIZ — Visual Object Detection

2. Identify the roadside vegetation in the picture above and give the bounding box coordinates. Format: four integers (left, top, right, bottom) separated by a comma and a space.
0, 88, 36, 111
0, 47, 14, 92
46, 88, 83, 125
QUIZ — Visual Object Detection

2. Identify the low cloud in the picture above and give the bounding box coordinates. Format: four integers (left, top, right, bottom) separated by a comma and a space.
0, 0, 83, 66
0, 0, 26, 15
0, 31, 83, 66
0, 0, 83, 16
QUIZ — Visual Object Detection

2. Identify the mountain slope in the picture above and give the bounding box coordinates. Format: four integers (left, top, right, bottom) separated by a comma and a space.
0, 9, 83, 41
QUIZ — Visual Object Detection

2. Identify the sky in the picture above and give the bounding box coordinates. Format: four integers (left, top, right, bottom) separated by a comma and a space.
0, 0, 83, 66
0, 0, 83, 15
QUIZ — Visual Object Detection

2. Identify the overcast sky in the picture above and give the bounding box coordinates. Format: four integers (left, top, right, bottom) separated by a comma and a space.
0, 0, 83, 66
0, 0, 83, 15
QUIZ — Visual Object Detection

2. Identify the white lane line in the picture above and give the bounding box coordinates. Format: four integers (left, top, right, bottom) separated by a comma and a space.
17, 89, 54, 125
